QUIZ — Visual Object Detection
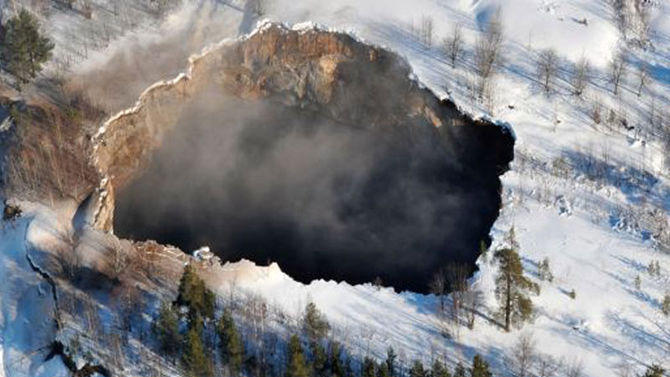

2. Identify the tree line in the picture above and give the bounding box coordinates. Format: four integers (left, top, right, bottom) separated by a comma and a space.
155, 264, 496, 377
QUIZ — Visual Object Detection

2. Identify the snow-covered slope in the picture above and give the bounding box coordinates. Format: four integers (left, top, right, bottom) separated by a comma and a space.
196, 0, 669, 374
1, 0, 668, 376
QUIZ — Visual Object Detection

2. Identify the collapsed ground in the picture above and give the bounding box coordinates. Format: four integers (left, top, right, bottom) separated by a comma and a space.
114, 85, 513, 292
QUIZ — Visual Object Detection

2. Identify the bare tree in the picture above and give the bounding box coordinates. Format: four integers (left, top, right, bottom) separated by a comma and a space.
636, 0, 652, 43
420, 16, 434, 47
83, 298, 102, 341
247, 293, 270, 375
509, 332, 536, 377
249, 0, 265, 15
429, 269, 447, 316
474, 8, 504, 95
463, 288, 482, 329
537, 49, 558, 93
444, 24, 464, 68
110, 332, 125, 370
610, 0, 630, 36
108, 236, 128, 279
609, 52, 627, 95
445, 263, 469, 323
571, 57, 590, 96
535, 354, 560, 377
565, 358, 584, 377
615, 361, 634, 377
609, 0, 652, 43
636, 62, 649, 97
113, 283, 142, 333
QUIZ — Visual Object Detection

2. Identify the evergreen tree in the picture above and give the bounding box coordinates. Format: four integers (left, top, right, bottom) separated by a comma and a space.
409, 360, 426, 377
155, 301, 181, 360
329, 342, 344, 377
344, 356, 354, 377
312, 342, 328, 377
362, 357, 377, 377
177, 264, 215, 320
0, 9, 53, 87
178, 264, 198, 305
642, 364, 666, 377
431, 360, 451, 377
662, 292, 670, 316
469, 355, 491, 377
286, 335, 310, 377
217, 309, 244, 375
505, 227, 519, 250
453, 363, 466, 377
494, 248, 539, 331
303, 302, 330, 342
182, 324, 213, 377
386, 347, 397, 377
377, 362, 391, 377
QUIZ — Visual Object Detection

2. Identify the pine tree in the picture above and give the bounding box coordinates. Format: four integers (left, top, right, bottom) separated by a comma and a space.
469, 355, 491, 377
303, 302, 330, 342
431, 359, 451, 377
385, 347, 397, 377
312, 342, 328, 377
329, 342, 344, 377
662, 292, 670, 316
286, 335, 310, 377
409, 360, 426, 377
642, 364, 665, 377
362, 357, 377, 377
377, 362, 391, 377
155, 301, 181, 360
453, 363, 466, 377
344, 356, 354, 377
177, 264, 215, 320
494, 248, 539, 331
182, 324, 213, 377
505, 227, 519, 250
0, 9, 54, 87
648, 260, 661, 277
217, 310, 244, 375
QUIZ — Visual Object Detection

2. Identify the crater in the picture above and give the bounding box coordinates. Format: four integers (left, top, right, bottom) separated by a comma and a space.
104, 24, 514, 292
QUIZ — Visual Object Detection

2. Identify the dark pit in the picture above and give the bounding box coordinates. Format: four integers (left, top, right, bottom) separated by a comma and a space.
114, 90, 514, 292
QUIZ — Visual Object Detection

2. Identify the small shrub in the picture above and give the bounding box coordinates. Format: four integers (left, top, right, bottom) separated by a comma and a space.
634, 275, 641, 290
591, 99, 602, 124
538, 257, 554, 282
662, 293, 670, 316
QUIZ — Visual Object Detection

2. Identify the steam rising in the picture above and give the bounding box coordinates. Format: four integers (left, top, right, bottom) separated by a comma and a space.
115, 89, 511, 292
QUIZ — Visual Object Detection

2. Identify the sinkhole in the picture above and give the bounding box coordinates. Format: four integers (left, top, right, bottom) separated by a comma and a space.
114, 88, 514, 292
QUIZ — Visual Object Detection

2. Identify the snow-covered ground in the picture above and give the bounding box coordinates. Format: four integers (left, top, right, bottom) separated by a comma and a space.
199, 0, 670, 374
1, 0, 669, 376
205, 197, 668, 375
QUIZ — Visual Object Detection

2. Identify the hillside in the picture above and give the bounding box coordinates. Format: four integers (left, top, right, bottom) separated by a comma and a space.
0, 0, 669, 376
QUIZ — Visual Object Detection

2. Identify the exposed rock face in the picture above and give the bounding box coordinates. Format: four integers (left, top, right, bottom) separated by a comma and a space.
93, 23, 512, 231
